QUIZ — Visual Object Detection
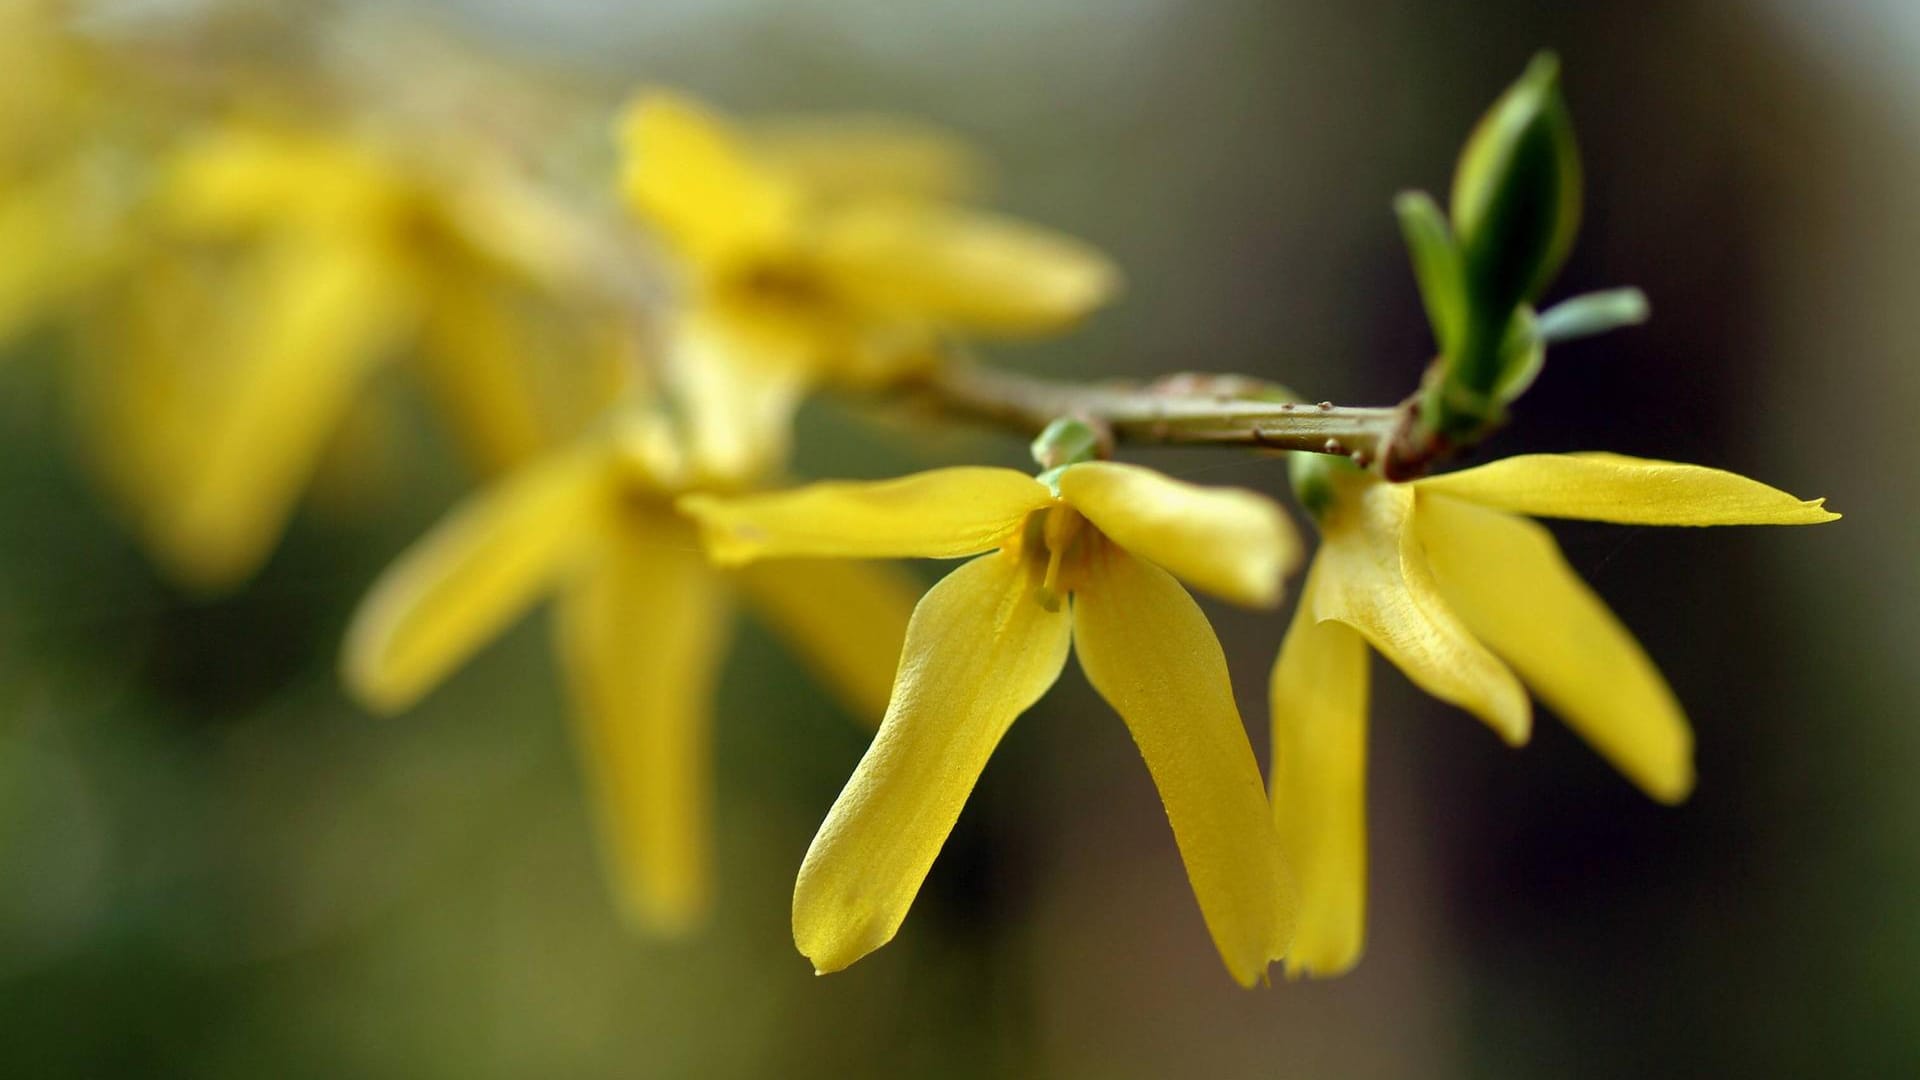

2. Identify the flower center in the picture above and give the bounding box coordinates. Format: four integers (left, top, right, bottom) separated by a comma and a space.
1019, 502, 1089, 612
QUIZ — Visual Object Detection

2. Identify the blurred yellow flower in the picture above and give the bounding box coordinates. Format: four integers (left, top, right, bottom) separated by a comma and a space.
1270, 452, 1839, 977
0, 0, 131, 343
618, 92, 1121, 480
343, 418, 919, 933
682, 462, 1301, 985
85, 118, 624, 589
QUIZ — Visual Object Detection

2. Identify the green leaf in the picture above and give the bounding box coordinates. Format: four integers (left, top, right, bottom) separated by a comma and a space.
1450, 52, 1583, 316
1030, 416, 1102, 470
1395, 190, 1467, 354
1492, 306, 1546, 403
1536, 288, 1649, 344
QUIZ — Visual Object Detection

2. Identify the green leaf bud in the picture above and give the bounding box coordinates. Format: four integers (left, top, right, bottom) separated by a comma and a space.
1450, 52, 1582, 319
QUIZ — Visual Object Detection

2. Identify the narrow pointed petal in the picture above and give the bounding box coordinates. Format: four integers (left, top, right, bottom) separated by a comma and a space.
618, 91, 799, 267
814, 202, 1120, 336
343, 447, 615, 713
0, 164, 117, 341
415, 268, 567, 476
1058, 461, 1301, 608
794, 552, 1072, 973
735, 557, 921, 726
555, 521, 731, 933
1073, 543, 1294, 986
664, 311, 810, 483
680, 468, 1052, 566
749, 114, 985, 201
1314, 481, 1531, 744
1414, 452, 1839, 526
1418, 492, 1695, 802
159, 125, 399, 236
158, 237, 412, 588
1269, 565, 1371, 977
65, 258, 205, 531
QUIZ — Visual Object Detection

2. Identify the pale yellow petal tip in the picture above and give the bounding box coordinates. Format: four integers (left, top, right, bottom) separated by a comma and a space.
336, 590, 425, 716
1489, 695, 1534, 748
337, 646, 412, 718
1643, 760, 1697, 807
795, 922, 894, 977
1241, 531, 1307, 610
1226, 956, 1277, 990
1282, 947, 1364, 981
1032, 266, 1123, 334
613, 888, 710, 940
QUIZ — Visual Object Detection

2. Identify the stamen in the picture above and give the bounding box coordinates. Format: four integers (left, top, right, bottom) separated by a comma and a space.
1033, 504, 1084, 611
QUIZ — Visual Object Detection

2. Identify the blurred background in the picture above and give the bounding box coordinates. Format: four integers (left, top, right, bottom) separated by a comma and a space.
0, 0, 1911, 1075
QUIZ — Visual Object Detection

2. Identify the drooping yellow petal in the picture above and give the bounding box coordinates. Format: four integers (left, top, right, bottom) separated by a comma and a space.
1413, 452, 1839, 526
794, 551, 1072, 973
342, 445, 616, 714
749, 114, 986, 201
813, 201, 1120, 336
554, 518, 731, 934
734, 558, 921, 726
157, 236, 414, 589
1417, 492, 1695, 802
1072, 542, 1294, 987
65, 256, 206, 529
617, 91, 799, 270
415, 267, 567, 476
1058, 461, 1301, 608
680, 468, 1053, 566
1269, 564, 1371, 977
159, 124, 401, 237
1313, 480, 1530, 744
0, 163, 119, 342
664, 309, 811, 484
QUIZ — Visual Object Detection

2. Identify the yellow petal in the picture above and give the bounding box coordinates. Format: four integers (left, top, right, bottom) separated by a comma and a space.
1073, 542, 1294, 987
555, 518, 731, 934
734, 558, 920, 726
749, 114, 985, 201
794, 551, 1072, 973
159, 124, 401, 236
1269, 565, 1371, 977
617, 91, 799, 269
65, 258, 204, 529
1413, 452, 1839, 526
158, 237, 413, 589
1313, 480, 1530, 744
664, 309, 811, 483
813, 201, 1120, 336
415, 268, 567, 476
342, 446, 616, 714
1417, 492, 1695, 802
1058, 461, 1301, 608
0, 164, 117, 341
679, 468, 1053, 566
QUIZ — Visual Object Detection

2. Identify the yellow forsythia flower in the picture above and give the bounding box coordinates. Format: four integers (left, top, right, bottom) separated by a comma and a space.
1270, 452, 1839, 977
682, 463, 1303, 985
617, 92, 1120, 480
342, 418, 919, 934
0, 0, 127, 343
100, 118, 619, 589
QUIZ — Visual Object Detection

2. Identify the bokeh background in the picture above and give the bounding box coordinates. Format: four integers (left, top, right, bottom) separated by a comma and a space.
0, 1, 1912, 1076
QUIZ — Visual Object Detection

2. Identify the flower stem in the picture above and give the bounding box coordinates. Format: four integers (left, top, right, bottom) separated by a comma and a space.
906, 362, 1404, 461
